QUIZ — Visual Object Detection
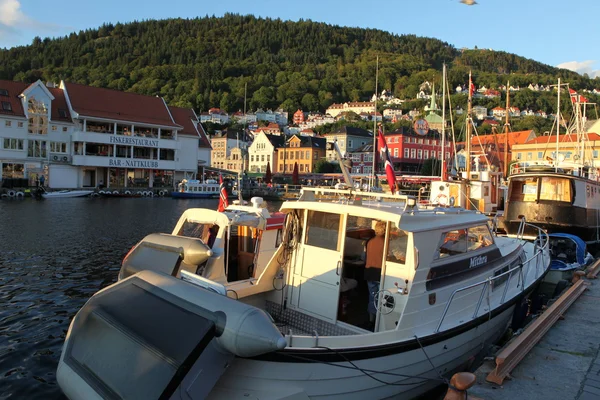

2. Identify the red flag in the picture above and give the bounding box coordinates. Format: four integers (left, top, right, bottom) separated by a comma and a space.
569, 88, 578, 104
377, 126, 397, 194
218, 174, 229, 212
469, 73, 475, 97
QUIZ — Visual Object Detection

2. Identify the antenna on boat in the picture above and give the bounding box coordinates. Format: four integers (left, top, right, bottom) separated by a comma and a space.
441, 63, 446, 180
503, 80, 510, 178
465, 71, 474, 209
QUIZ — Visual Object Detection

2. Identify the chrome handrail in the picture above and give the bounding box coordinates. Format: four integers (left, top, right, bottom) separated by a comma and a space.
434, 219, 548, 333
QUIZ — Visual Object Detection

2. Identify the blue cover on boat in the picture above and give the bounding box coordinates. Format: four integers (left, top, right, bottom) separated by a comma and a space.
548, 233, 586, 270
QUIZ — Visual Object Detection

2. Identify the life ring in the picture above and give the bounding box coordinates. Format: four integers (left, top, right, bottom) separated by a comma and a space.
142, 191, 150, 197
98, 190, 106, 195
91, 193, 99, 197
158, 190, 166, 197
7, 190, 16, 197
135, 191, 143, 196
435, 193, 448, 206
15, 191, 24, 198
113, 190, 119, 195
147, 191, 154, 197
124, 190, 132, 195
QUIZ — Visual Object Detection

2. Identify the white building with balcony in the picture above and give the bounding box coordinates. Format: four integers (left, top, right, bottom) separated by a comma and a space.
0, 79, 210, 189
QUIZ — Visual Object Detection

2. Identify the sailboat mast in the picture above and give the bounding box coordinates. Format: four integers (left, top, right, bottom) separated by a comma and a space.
504, 81, 510, 177
556, 78, 561, 172
441, 64, 446, 180
465, 71, 473, 208
371, 55, 379, 190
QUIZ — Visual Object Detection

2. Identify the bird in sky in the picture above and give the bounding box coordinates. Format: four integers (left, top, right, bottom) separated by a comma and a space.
460, 0, 478, 5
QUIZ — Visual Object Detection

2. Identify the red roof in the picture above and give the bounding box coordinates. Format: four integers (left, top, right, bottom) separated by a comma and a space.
525, 132, 600, 145
48, 87, 72, 122
0, 80, 28, 117
63, 82, 180, 128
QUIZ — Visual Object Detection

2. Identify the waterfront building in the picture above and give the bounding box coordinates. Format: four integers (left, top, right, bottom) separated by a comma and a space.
511, 132, 600, 166
0, 79, 210, 189
323, 126, 373, 161
210, 130, 249, 173
383, 128, 450, 173
349, 144, 374, 175
248, 132, 284, 174
279, 135, 326, 174
255, 109, 288, 125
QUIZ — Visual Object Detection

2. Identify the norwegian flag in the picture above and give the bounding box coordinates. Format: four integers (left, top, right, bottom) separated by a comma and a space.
569, 88, 578, 104
377, 125, 398, 194
218, 174, 229, 212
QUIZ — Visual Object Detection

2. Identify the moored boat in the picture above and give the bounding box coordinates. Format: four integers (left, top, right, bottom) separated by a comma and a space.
56, 189, 550, 399
544, 233, 593, 285
171, 178, 220, 199
41, 189, 94, 198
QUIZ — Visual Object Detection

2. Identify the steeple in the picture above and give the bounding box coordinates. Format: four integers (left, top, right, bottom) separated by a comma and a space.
429, 83, 437, 113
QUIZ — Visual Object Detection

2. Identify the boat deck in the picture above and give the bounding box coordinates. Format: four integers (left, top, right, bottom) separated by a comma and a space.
468, 267, 600, 400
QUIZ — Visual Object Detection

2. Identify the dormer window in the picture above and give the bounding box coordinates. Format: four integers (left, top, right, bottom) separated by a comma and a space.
2, 101, 12, 111
27, 97, 48, 135
0, 89, 8, 96
58, 108, 68, 118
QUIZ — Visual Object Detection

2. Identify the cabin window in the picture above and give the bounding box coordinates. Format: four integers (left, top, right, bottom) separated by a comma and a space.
305, 210, 341, 251
438, 230, 468, 257
387, 222, 408, 264
539, 177, 571, 202
509, 177, 538, 202
467, 225, 494, 251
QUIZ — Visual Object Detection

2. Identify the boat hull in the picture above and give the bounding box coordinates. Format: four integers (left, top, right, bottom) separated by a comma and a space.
41, 190, 93, 198
210, 306, 514, 399
502, 201, 599, 241
171, 191, 218, 199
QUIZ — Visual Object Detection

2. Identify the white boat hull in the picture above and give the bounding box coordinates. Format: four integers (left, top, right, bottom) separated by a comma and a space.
211, 307, 514, 399
42, 190, 94, 198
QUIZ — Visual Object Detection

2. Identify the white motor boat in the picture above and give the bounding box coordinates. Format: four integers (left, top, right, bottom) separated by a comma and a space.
57, 190, 550, 399
41, 190, 94, 198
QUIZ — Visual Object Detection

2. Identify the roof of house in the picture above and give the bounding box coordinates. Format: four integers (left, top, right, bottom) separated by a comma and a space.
63, 82, 180, 128
0, 80, 72, 122
264, 133, 286, 149
168, 106, 199, 136
0, 80, 29, 117
523, 132, 600, 145
470, 130, 536, 147
291, 135, 327, 149
354, 144, 375, 153
326, 126, 373, 138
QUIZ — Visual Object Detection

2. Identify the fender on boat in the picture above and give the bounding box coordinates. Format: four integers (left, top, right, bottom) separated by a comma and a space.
57, 270, 286, 400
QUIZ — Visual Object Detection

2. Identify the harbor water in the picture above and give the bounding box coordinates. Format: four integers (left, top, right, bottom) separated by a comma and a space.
0, 197, 280, 399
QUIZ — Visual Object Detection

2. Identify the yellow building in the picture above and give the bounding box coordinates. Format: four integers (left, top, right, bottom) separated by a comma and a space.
511, 132, 600, 166
278, 135, 327, 174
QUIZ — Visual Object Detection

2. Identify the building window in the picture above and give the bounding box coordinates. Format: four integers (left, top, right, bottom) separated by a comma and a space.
418, 139, 423, 144
50, 142, 68, 153
517, 153, 522, 160
3, 138, 24, 150
411, 138, 416, 143
594, 150, 599, 159
52, 125, 57, 131
410, 149, 416, 158
404, 137, 409, 143
1, 101, 12, 112
0, 89, 8, 96
432, 151, 436, 159
267, 155, 270, 163
27, 97, 48, 135
394, 148, 398, 157
58, 109, 68, 118
424, 150, 429, 159
62, 126, 67, 132
527, 152, 532, 160
404, 148, 409, 158
279, 164, 283, 171
313, 152, 318, 160
538, 152, 543, 159
27, 139, 47, 157
5, 120, 11, 127
18, 122, 24, 128
446, 152, 450, 159
418, 149, 423, 159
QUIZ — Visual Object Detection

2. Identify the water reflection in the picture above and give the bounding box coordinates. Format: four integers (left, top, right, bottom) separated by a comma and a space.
0, 197, 275, 399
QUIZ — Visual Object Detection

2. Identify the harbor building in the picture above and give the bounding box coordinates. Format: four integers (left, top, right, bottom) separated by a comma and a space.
0, 79, 211, 189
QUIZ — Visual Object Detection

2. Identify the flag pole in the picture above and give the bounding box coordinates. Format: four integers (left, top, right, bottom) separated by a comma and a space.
465, 71, 473, 209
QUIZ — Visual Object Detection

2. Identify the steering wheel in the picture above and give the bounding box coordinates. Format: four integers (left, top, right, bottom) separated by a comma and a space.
374, 289, 395, 315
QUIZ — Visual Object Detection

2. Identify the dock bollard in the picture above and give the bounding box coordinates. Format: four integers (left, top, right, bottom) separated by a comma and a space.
443, 372, 478, 400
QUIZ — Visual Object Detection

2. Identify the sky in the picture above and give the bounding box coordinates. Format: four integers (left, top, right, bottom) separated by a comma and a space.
0, 0, 599, 79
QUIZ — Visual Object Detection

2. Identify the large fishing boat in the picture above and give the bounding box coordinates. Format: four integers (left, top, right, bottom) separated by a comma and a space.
502, 80, 600, 243
56, 185, 550, 399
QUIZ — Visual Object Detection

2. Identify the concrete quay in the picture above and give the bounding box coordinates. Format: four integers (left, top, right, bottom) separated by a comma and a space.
468, 276, 600, 400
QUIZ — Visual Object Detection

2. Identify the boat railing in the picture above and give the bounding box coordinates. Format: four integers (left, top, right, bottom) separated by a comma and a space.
298, 187, 418, 206
435, 221, 549, 333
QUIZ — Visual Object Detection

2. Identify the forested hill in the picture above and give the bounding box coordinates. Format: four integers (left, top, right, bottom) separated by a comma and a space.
0, 14, 596, 114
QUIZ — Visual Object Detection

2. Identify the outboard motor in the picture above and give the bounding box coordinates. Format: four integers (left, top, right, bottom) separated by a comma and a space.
119, 233, 213, 280
57, 270, 286, 399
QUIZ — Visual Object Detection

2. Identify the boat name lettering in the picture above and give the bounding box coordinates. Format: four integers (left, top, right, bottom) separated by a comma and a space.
109, 159, 160, 168
109, 136, 159, 147
469, 255, 487, 268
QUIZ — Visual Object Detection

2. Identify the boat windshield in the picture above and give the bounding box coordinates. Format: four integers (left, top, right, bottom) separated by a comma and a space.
178, 222, 218, 247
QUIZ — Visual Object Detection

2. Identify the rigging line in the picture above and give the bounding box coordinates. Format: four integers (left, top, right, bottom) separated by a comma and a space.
280, 347, 446, 385
414, 335, 449, 385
